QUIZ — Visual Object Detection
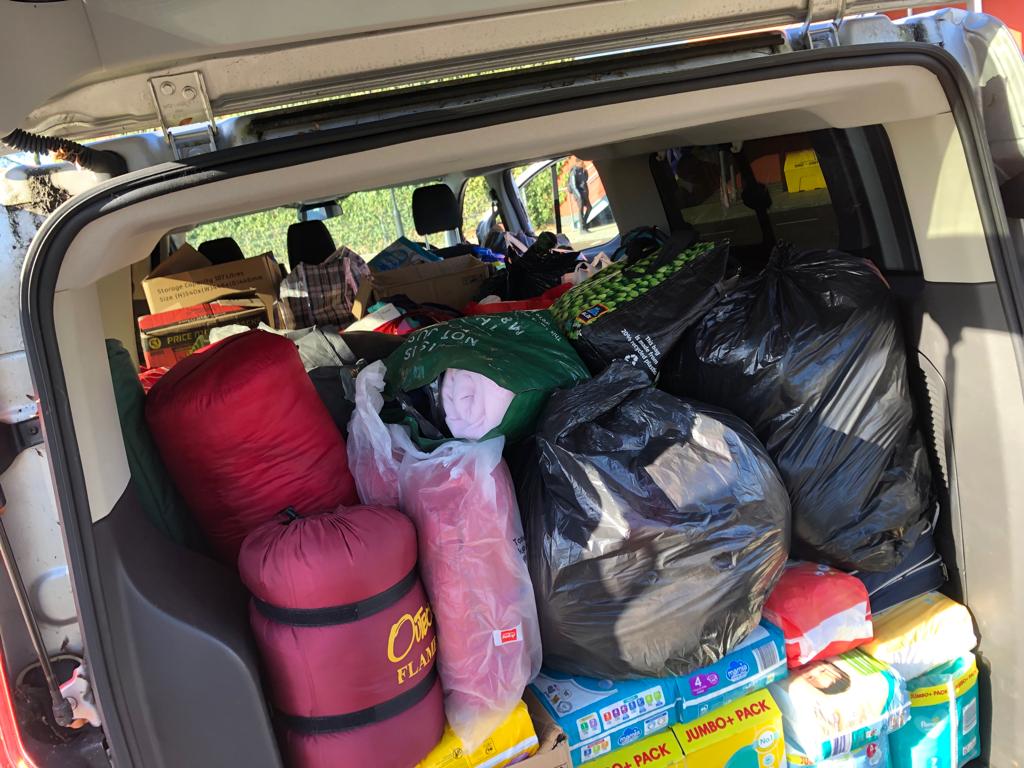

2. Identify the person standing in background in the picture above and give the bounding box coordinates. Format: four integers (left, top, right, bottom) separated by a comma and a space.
569, 157, 592, 231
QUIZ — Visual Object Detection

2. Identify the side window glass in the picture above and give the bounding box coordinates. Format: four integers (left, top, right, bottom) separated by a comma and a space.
663, 136, 838, 249
461, 176, 496, 244
516, 156, 618, 250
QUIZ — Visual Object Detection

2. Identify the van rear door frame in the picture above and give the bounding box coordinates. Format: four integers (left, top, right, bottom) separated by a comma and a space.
20, 44, 1021, 766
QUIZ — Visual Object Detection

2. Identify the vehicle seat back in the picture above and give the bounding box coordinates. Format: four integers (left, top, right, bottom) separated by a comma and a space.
287, 220, 336, 270
412, 184, 461, 237
198, 237, 245, 265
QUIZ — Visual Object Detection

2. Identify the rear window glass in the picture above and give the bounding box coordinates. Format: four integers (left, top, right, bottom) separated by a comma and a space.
186, 181, 440, 265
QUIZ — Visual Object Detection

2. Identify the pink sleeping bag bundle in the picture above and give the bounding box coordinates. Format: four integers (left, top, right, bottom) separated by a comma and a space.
238, 505, 444, 768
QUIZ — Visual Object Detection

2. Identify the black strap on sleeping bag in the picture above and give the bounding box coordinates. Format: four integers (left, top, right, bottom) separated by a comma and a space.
252, 568, 417, 627
277, 668, 439, 734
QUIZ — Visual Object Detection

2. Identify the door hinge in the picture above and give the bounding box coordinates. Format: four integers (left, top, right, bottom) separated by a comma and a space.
168, 124, 219, 160
0, 411, 43, 476
148, 71, 217, 149
800, 0, 845, 49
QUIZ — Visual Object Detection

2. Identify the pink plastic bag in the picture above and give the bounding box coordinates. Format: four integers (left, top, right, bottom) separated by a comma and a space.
347, 362, 402, 508
399, 437, 541, 751
347, 363, 542, 749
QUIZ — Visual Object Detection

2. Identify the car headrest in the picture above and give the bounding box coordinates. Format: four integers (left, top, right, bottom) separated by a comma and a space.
412, 184, 460, 236
198, 237, 245, 265
287, 220, 336, 270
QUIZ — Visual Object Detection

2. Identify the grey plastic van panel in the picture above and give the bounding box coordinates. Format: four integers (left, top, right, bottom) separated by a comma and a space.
92, 484, 281, 768
909, 280, 1024, 767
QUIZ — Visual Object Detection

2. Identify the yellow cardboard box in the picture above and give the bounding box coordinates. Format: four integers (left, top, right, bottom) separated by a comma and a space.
672, 688, 785, 768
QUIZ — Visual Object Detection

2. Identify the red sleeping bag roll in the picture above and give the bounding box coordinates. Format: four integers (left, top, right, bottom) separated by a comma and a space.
145, 330, 358, 563
239, 505, 444, 768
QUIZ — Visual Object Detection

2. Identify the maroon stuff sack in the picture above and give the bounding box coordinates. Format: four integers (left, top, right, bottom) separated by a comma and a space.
145, 330, 358, 563
238, 505, 444, 768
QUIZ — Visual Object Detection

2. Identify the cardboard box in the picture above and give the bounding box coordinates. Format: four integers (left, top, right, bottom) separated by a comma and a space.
672, 688, 786, 768
528, 670, 675, 765
141, 244, 282, 319
523, 690, 573, 768
352, 254, 489, 317
138, 299, 266, 368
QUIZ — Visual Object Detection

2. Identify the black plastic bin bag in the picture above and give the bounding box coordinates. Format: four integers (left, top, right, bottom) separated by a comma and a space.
661, 245, 932, 572
520, 361, 790, 679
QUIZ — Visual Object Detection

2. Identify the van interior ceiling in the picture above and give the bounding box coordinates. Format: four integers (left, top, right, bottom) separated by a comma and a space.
27, 59, 1019, 766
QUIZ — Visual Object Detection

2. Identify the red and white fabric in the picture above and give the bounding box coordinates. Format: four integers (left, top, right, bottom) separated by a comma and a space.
763, 561, 873, 668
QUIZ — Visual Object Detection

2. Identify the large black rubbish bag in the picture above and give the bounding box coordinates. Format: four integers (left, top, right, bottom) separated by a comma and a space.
520, 361, 790, 679
661, 245, 932, 572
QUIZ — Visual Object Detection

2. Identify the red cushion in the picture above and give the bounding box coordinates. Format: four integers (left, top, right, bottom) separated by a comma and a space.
145, 330, 357, 563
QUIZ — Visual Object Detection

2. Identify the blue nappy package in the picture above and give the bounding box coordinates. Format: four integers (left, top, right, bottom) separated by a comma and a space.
675, 620, 787, 723
528, 621, 788, 764
528, 669, 676, 765
789, 730, 892, 767
889, 653, 981, 768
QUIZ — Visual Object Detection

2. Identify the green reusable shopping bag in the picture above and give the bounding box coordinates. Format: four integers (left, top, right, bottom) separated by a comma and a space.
384, 310, 589, 444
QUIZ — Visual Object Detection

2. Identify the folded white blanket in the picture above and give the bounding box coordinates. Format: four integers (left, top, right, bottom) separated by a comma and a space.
442, 368, 516, 440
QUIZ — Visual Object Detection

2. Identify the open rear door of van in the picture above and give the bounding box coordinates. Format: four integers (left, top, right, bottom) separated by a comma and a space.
0, 0, 928, 143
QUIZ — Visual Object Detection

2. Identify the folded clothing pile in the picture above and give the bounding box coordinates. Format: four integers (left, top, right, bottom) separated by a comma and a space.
522, 362, 790, 679
763, 562, 874, 669
771, 649, 910, 764
238, 505, 444, 768
662, 244, 932, 572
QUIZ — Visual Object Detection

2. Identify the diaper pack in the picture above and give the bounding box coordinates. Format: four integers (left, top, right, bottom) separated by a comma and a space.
889, 653, 980, 768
